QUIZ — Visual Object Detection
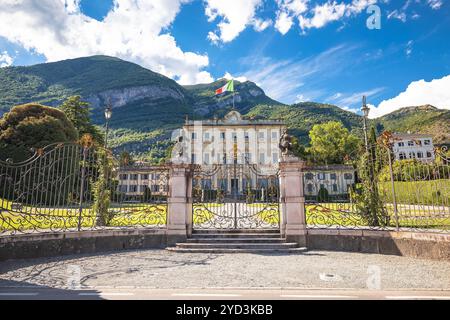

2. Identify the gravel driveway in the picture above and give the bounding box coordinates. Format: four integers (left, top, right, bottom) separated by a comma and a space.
1, 250, 449, 290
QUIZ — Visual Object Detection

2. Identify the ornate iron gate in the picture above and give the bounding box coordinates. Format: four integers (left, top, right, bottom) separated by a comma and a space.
0, 142, 168, 234
192, 162, 280, 229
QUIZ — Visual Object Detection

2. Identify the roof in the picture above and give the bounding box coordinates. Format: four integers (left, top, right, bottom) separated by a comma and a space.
391, 133, 433, 139
304, 164, 355, 171
184, 110, 285, 127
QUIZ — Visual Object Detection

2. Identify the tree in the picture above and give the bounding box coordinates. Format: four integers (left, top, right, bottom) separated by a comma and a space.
60, 96, 103, 144
0, 103, 78, 162
119, 151, 134, 166
307, 121, 361, 164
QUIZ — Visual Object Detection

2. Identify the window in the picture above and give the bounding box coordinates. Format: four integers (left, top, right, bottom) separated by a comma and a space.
203, 153, 210, 165
417, 152, 423, 159
408, 141, 414, 146
191, 132, 197, 140
344, 173, 353, 180
427, 151, 432, 158
332, 184, 338, 192
330, 173, 337, 180
245, 153, 252, 163
305, 173, 314, 180
318, 173, 326, 180
424, 140, 431, 145
272, 153, 278, 164
119, 185, 128, 193
220, 132, 226, 140
139, 185, 146, 192
204, 132, 210, 140
307, 184, 313, 193
398, 142, 405, 147
191, 153, 196, 164
232, 132, 237, 141
141, 174, 148, 180
130, 174, 138, 180
223, 154, 227, 164
151, 185, 160, 192
259, 153, 265, 164
258, 131, 265, 139
399, 152, 406, 160
271, 131, 278, 140
244, 132, 249, 141
218, 179, 228, 190
129, 185, 138, 192
201, 179, 212, 190
409, 152, 416, 159
120, 174, 128, 180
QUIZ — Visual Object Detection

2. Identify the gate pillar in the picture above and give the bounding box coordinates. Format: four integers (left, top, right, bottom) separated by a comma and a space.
279, 155, 307, 247
167, 163, 192, 245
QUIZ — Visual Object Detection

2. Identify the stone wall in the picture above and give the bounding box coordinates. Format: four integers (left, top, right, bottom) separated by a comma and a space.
307, 229, 450, 261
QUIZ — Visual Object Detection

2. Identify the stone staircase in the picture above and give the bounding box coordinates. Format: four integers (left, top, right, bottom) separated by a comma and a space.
167, 229, 307, 253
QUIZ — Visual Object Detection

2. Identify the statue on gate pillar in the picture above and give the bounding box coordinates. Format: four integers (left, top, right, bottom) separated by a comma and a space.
279, 129, 297, 160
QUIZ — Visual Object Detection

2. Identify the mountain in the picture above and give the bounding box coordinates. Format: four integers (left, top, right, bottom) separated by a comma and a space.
0, 55, 448, 162
377, 105, 450, 144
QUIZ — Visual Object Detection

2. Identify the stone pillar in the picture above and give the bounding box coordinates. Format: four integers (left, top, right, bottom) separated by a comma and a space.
167, 163, 192, 245
279, 155, 307, 247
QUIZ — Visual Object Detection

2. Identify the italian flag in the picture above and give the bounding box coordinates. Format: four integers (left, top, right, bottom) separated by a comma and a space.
215, 79, 234, 95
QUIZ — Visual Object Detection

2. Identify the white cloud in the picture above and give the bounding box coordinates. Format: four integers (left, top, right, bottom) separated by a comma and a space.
204, 0, 264, 43
0, 0, 213, 85
387, 9, 407, 22
239, 44, 359, 103
369, 75, 450, 118
325, 87, 385, 112
0, 51, 14, 68
405, 40, 414, 57
428, 0, 443, 10
275, 0, 376, 34
223, 72, 248, 83
252, 18, 273, 32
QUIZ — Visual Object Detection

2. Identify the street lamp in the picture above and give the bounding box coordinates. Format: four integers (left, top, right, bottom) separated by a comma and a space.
361, 95, 370, 152
104, 104, 112, 149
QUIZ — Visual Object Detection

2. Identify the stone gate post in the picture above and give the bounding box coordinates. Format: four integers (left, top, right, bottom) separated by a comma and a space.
167, 163, 192, 245
279, 155, 307, 247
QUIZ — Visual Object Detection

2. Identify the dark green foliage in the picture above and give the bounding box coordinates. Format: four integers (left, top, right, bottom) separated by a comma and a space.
93, 148, 114, 226
317, 186, 330, 202
60, 96, 103, 144
0, 103, 78, 162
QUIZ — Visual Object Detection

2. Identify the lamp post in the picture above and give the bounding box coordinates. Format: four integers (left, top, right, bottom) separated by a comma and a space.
104, 104, 112, 149
361, 95, 370, 153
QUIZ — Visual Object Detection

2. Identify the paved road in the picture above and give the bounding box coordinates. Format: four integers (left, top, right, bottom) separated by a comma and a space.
1, 249, 450, 299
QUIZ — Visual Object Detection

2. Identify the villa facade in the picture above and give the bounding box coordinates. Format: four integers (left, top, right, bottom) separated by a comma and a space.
391, 133, 435, 163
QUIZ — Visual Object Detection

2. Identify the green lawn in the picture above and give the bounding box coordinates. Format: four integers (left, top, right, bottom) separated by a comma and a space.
378, 179, 450, 206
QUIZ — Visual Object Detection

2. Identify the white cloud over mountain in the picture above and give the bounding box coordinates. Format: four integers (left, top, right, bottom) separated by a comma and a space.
205, 0, 265, 44
0, 51, 13, 68
0, 0, 213, 85
369, 75, 450, 118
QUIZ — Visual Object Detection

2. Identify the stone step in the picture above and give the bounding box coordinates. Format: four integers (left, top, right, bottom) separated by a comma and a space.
186, 238, 287, 243
167, 247, 308, 254
191, 233, 282, 239
192, 229, 280, 234
175, 242, 298, 250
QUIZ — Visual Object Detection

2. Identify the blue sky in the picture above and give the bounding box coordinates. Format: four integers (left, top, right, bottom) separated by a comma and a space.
0, 0, 449, 118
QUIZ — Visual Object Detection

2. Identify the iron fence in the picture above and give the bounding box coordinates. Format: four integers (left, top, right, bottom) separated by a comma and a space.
0, 142, 168, 235
305, 136, 450, 233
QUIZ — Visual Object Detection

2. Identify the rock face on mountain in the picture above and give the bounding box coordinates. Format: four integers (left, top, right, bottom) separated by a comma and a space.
85, 85, 186, 109
0, 55, 448, 161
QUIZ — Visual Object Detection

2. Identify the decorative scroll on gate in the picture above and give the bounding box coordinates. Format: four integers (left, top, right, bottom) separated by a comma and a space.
192, 163, 280, 229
